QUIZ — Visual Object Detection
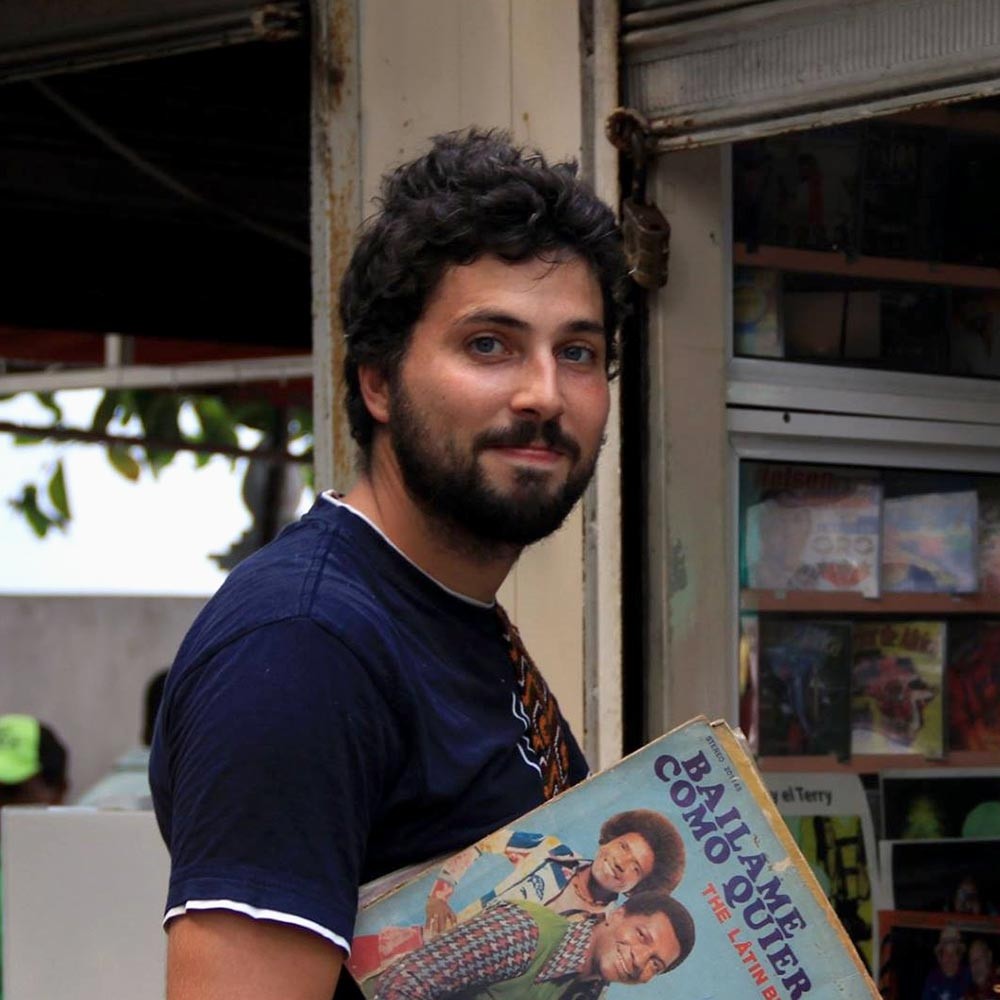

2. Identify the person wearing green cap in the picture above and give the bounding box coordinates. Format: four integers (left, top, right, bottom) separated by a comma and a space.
0, 714, 69, 1000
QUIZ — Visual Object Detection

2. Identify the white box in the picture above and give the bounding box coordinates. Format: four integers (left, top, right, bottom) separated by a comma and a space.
2, 807, 168, 1000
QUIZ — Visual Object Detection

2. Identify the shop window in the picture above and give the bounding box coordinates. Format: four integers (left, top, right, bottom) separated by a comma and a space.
733, 111, 1000, 380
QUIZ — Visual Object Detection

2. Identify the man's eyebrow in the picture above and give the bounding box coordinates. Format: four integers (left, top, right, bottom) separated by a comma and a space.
456, 309, 530, 330
454, 309, 606, 336
565, 318, 607, 337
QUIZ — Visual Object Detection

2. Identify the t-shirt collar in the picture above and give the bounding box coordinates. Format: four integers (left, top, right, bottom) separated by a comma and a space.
320, 490, 496, 610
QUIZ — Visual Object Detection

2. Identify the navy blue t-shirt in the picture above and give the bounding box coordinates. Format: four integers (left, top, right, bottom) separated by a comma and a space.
149, 495, 588, 971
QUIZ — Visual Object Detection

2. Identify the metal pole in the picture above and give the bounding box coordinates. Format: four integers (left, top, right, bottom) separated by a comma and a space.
0, 354, 313, 394
582, 0, 624, 770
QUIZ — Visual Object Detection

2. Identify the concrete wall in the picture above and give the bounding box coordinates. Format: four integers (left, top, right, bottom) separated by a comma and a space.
0, 595, 205, 796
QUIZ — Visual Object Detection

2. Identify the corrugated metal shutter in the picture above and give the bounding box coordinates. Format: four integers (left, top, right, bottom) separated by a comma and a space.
0, 0, 303, 83
624, 0, 1000, 149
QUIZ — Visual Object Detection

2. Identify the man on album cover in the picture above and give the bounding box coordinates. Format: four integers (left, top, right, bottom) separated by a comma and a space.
373, 890, 695, 1000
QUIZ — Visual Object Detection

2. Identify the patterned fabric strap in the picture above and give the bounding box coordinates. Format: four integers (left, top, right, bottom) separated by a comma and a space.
497, 604, 573, 800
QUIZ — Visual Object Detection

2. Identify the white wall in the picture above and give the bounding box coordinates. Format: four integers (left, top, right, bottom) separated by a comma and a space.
0, 595, 205, 795
358, 0, 588, 738
645, 146, 734, 734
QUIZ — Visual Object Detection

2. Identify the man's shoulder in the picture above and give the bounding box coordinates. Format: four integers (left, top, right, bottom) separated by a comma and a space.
179, 498, 404, 663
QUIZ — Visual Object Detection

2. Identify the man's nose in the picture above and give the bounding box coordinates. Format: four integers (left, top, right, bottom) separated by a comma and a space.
510, 353, 564, 422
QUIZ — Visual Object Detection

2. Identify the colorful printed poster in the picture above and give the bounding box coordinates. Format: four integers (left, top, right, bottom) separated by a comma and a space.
733, 267, 783, 357
737, 614, 759, 755
877, 910, 1000, 1000
949, 289, 1000, 377
757, 619, 851, 758
882, 491, 979, 593
743, 464, 882, 597
753, 127, 862, 251
880, 768, 1000, 841
352, 718, 879, 1000
850, 621, 945, 757
763, 772, 877, 972
948, 621, 1000, 752
979, 487, 1000, 595
878, 838, 1000, 914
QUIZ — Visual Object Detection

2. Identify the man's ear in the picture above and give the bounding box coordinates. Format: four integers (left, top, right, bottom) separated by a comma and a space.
357, 364, 391, 426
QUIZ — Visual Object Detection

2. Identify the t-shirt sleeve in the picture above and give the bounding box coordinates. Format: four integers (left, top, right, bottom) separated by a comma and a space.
156, 617, 403, 953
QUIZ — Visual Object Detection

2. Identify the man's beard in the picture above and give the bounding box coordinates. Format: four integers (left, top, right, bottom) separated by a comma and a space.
387, 380, 600, 549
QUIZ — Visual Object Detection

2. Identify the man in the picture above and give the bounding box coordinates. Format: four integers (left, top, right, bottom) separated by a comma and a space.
922, 926, 971, 1000
374, 890, 696, 1000
150, 128, 627, 1000
0, 714, 69, 1000
965, 938, 1000, 1000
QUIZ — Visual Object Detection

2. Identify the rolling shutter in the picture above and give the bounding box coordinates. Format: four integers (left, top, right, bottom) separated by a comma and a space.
624, 0, 1000, 149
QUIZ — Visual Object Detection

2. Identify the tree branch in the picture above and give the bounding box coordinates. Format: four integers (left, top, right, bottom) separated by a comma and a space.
0, 420, 311, 465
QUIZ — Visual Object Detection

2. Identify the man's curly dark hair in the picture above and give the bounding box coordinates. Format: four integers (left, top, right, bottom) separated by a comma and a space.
599, 808, 686, 893
339, 128, 628, 456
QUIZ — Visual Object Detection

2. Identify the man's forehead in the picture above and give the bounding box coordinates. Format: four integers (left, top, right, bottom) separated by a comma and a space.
430, 252, 601, 308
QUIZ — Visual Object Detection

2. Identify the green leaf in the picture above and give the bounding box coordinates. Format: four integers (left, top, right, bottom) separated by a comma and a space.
227, 399, 274, 433
145, 448, 176, 477
107, 444, 141, 481
48, 461, 70, 520
115, 390, 137, 427
91, 391, 120, 433
10, 485, 52, 538
147, 393, 181, 437
141, 393, 182, 477
194, 397, 240, 450
13, 433, 43, 446
35, 392, 62, 422
132, 389, 157, 430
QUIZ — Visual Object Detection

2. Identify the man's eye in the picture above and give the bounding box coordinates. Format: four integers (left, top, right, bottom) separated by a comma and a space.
560, 343, 597, 363
470, 335, 504, 356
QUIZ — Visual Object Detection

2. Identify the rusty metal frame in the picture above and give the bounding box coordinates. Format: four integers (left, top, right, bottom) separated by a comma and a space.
309, 0, 361, 492
0, 1, 302, 83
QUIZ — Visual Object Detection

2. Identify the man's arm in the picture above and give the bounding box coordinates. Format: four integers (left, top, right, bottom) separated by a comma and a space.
154, 623, 401, 999
167, 911, 343, 1000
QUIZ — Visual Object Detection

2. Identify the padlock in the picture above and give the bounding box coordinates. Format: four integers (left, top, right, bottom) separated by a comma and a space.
621, 196, 670, 290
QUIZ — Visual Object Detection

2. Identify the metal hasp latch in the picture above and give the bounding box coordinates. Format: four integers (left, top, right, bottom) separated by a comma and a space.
606, 108, 670, 290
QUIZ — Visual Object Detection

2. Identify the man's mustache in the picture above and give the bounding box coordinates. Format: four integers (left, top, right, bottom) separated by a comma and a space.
474, 420, 581, 463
